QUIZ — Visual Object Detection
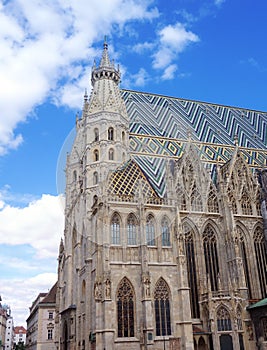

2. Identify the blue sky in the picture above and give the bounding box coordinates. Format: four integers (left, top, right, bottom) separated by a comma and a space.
0, 0, 266, 326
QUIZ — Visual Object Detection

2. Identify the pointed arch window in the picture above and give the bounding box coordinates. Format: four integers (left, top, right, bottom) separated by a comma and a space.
236, 228, 252, 299
161, 217, 171, 246
176, 184, 187, 211
93, 149, 99, 162
111, 214, 120, 245
228, 190, 237, 214
117, 277, 135, 337
217, 306, 232, 331
154, 278, 171, 336
183, 223, 199, 318
93, 171, 98, 185
146, 214, 155, 246
241, 192, 252, 215
109, 148, 114, 160
108, 127, 114, 141
254, 227, 267, 298
191, 185, 203, 211
207, 188, 219, 213
127, 214, 137, 245
203, 224, 219, 291
94, 128, 99, 142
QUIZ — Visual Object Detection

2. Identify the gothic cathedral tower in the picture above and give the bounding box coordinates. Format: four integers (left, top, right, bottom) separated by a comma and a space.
56, 41, 194, 350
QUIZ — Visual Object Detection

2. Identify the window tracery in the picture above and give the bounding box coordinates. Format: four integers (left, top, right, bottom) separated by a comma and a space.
146, 214, 155, 246
117, 277, 135, 337
254, 227, 267, 298
111, 213, 120, 244
127, 214, 137, 245
217, 306, 232, 331
203, 224, 219, 291
161, 217, 171, 246
183, 223, 199, 318
241, 191, 252, 215
207, 188, 219, 213
154, 278, 171, 336
191, 185, 203, 212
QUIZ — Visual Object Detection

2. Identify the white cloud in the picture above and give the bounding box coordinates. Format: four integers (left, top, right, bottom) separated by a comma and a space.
0, 194, 64, 258
162, 64, 177, 80
153, 23, 199, 71
214, 0, 225, 6
0, 0, 159, 154
0, 273, 57, 326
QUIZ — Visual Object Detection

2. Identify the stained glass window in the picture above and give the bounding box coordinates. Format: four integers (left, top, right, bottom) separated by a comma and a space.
254, 227, 267, 298
111, 213, 120, 244
127, 214, 137, 245
146, 214, 155, 246
203, 224, 219, 291
217, 306, 232, 331
154, 278, 171, 336
117, 277, 135, 337
161, 217, 171, 246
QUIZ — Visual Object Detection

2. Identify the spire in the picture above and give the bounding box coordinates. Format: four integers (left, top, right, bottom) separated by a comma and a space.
100, 36, 111, 67
91, 37, 120, 86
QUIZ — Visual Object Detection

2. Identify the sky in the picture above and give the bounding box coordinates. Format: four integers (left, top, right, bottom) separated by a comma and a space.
0, 0, 267, 327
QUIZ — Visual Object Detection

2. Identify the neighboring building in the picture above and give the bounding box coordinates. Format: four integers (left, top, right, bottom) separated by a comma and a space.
5, 315, 14, 350
55, 41, 267, 349
0, 298, 8, 350
26, 283, 57, 350
14, 326, 26, 347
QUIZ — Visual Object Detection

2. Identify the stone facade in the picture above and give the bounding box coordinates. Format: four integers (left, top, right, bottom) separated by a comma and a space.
55, 41, 267, 350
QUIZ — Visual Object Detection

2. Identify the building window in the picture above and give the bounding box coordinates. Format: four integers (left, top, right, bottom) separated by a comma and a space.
183, 223, 200, 318
203, 224, 219, 291
236, 306, 243, 331
217, 306, 232, 331
154, 278, 171, 336
254, 227, 267, 298
111, 213, 120, 244
161, 217, 170, 246
236, 228, 252, 299
108, 127, 114, 141
94, 128, 99, 142
207, 188, 219, 213
127, 214, 137, 245
48, 329, 53, 340
93, 171, 98, 185
109, 148, 114, 160
93, 149, 99, 161
191, 185, 203, 211
241, 191, 252, 215
117, 277, 135, 337
48, 312, 53, 320
146, 214, 155, 246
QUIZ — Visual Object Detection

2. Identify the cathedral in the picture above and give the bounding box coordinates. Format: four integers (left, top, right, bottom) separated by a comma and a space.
55, 41, 267, 350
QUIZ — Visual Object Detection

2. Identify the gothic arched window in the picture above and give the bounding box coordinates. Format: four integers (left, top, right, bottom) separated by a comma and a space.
127, 214, 137, 245
154, 278, 171, 336
109, 148, 114, 160
111, 213, 120, 245
217, 306, 232, 331
191, 185, 203, 211
161, 217, 171, 246
93, 149, 99, 162
236, 228, 252, 299
183, 223, 199, 318
93, 171, 98, 185
94, 128, 99, 142
108, 127, 114, 141
207, 188, 219, 213
241, 192, 252, 215
203, 224, 219, 291
146, 214, 155, 246
254, 227, 267, 298
117, 277, 135, 337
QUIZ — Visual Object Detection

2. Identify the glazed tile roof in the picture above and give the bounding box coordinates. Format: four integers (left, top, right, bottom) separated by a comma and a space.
122, 90, 267, 196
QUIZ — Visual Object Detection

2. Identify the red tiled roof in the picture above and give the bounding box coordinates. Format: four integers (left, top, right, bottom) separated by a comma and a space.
14, 326, 27, 334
